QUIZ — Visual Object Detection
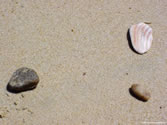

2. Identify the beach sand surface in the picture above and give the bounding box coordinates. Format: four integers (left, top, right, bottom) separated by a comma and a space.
0, 0, 167, 124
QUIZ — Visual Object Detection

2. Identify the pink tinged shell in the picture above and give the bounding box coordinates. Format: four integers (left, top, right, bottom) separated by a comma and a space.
130, 23, 153, 54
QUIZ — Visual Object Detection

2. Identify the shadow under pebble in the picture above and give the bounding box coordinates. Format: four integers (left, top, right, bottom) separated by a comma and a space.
129, 88, 147, 102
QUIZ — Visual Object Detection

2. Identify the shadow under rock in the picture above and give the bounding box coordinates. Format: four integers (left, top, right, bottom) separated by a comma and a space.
6, 83, 37, 94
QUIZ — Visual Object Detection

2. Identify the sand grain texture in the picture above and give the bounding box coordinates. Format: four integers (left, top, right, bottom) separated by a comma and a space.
0, 0, 167, 124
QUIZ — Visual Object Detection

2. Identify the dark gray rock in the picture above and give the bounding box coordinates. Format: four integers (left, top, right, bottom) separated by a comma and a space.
7, 67, 39, 93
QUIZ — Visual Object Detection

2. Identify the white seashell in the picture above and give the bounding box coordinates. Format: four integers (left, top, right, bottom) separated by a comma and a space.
129, 22, 153, 54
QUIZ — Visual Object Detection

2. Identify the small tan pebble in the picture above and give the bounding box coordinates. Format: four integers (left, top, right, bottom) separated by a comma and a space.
130, 84, 151, 102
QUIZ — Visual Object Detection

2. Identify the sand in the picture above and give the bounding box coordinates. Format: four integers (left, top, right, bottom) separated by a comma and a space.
0, 0, 167, 124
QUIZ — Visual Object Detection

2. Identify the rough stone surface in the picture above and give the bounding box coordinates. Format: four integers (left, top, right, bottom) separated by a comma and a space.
130, 84, 151, 102
7, 67, 39, 93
